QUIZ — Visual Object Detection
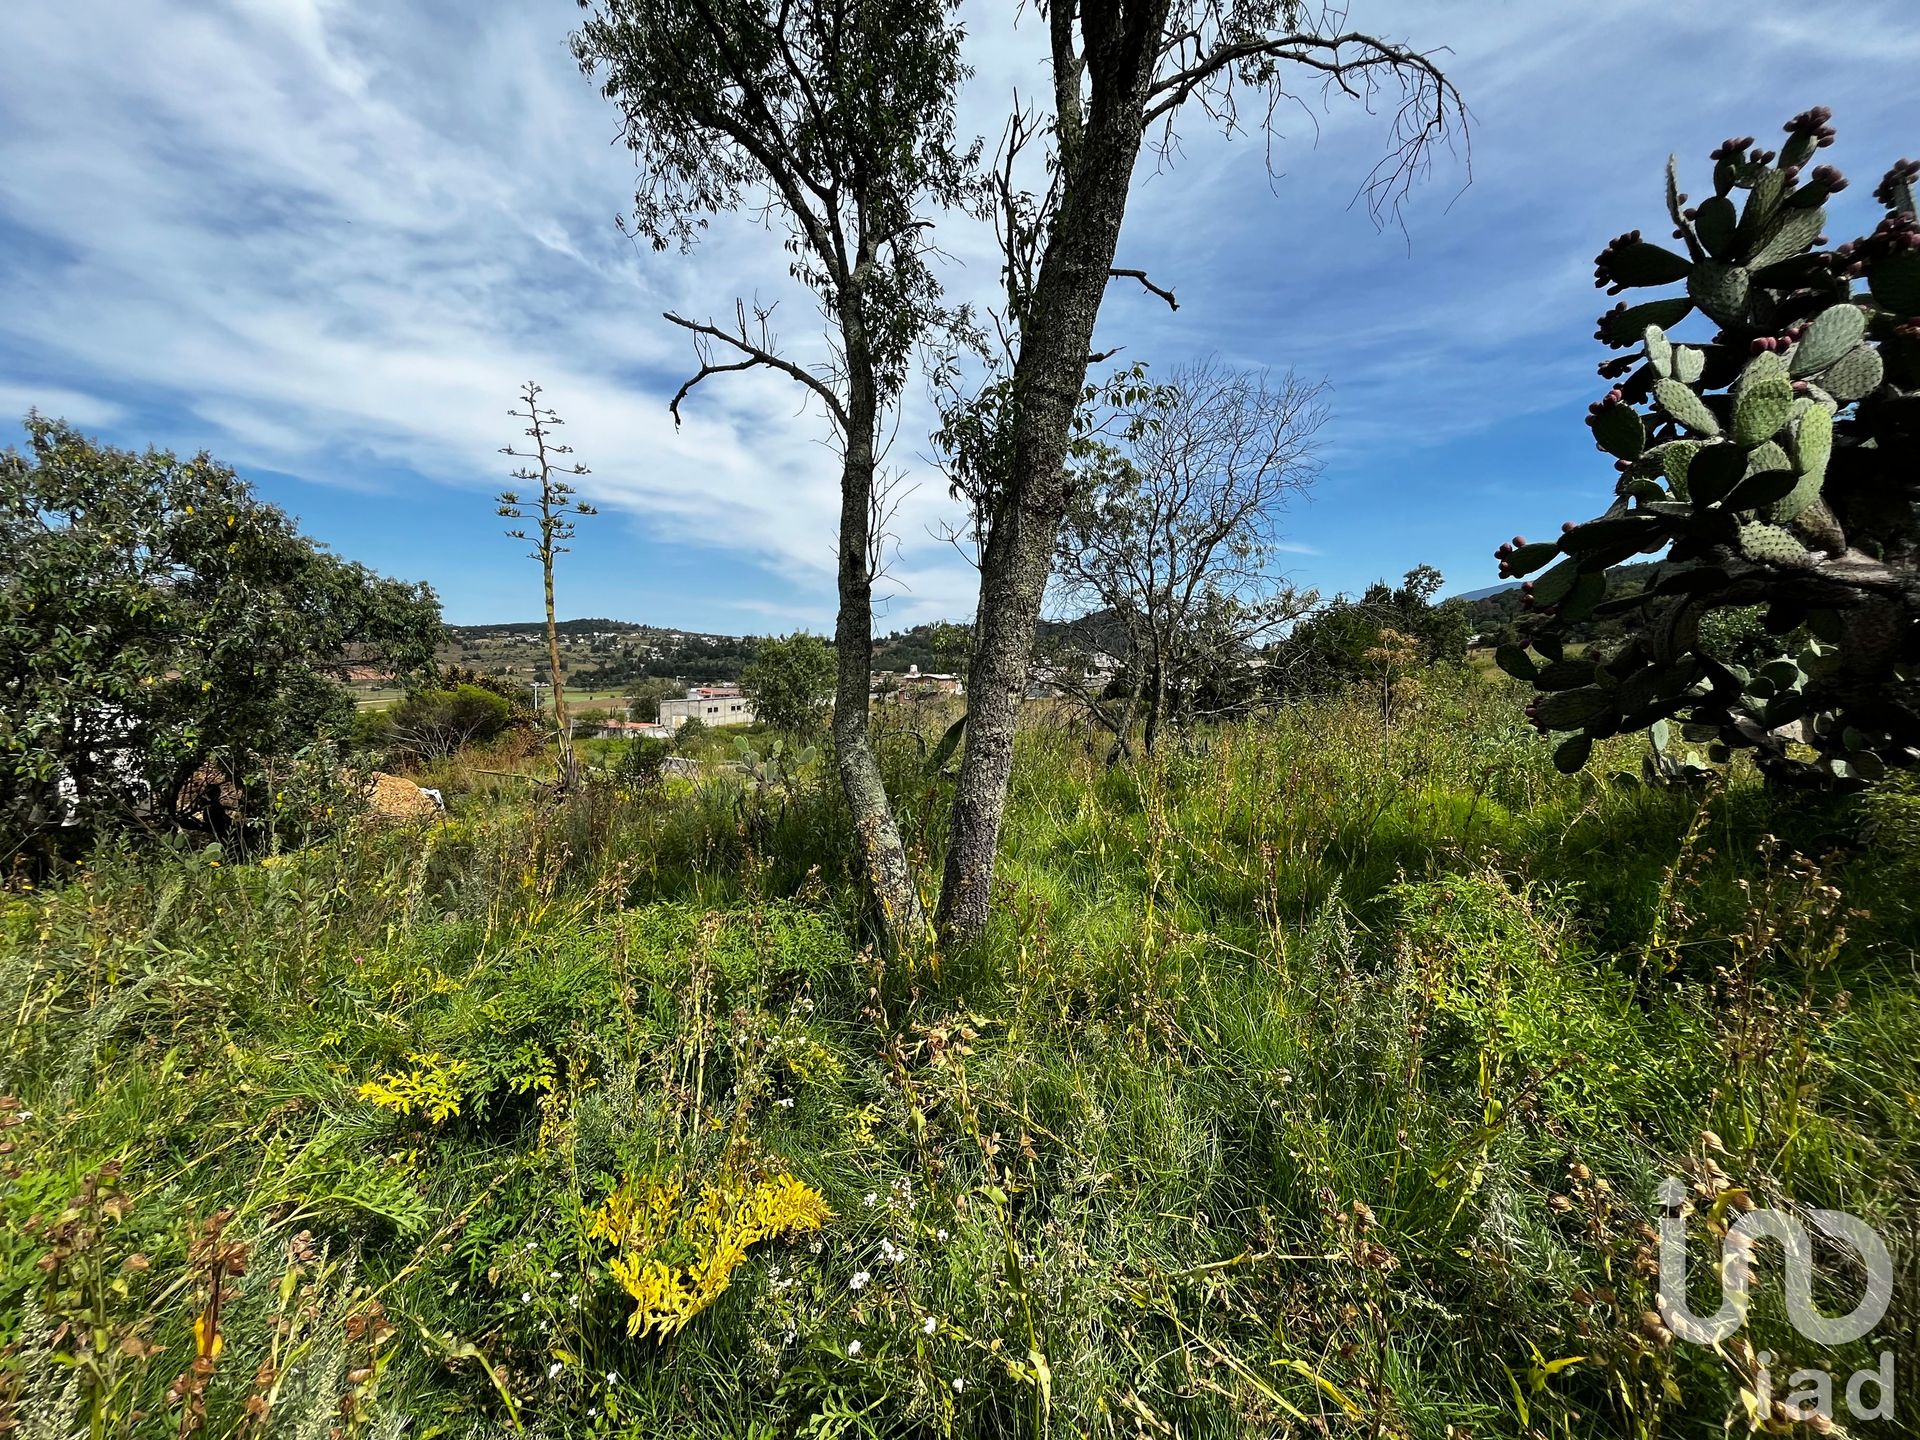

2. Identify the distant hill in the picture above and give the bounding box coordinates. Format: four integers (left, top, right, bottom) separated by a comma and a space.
441, 621, 754, 687
434, 618, 981, 688
1452, 581, 1518, 603
1462, 560, 1663, 646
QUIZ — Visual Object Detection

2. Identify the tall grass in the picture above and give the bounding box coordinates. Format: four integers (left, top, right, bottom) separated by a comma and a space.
3, 670, 1914, 1437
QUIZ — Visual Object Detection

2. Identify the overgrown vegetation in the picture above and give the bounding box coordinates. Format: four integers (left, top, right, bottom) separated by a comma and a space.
6, 673, 1913, 1437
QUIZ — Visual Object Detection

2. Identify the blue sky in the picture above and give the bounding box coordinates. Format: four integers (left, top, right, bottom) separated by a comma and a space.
2, 2, 1915, 631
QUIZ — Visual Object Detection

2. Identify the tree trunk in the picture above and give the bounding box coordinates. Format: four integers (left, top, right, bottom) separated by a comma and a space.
936, 5, 1169, 947
1103, 671, 1142, 767
834, 337, 927, 953
1142, 653, 1167, 757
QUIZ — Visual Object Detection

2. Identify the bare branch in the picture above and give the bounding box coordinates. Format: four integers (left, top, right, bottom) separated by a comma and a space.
662, 301, 848, 429
1140, 17, 1471, 233
1108, 268, 1179, 311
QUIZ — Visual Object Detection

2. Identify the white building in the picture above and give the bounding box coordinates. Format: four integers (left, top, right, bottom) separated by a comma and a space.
657, 685, 756, 731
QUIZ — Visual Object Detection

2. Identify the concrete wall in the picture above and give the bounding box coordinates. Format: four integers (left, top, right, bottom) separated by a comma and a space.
658, 693, 755, 730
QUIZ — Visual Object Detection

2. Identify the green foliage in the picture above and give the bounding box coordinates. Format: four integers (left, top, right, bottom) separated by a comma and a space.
622, 675, 682, 722
1271, 566, 1472, 694
0, 414, 441, 866
571, 0, 974, 401
386, 684, 514, 761
741, 633, 835, 737
1502, 113, 1919, 784
4, 677, 1913, 1435
611, 735, 673, 792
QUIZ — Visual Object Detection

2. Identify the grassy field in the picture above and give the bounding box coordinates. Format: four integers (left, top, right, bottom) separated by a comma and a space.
350, 686, 638, 713
4, 670, 1916, 1437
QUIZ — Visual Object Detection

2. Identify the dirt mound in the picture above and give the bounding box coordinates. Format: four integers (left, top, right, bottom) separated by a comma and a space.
363, 772, 441, 823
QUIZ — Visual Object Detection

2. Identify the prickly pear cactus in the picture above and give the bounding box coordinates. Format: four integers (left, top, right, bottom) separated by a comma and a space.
1497, 111, 1920, 784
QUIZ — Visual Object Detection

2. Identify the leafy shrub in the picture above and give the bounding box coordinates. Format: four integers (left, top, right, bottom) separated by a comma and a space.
1, 414, 440, 865
386, 684, 513, 760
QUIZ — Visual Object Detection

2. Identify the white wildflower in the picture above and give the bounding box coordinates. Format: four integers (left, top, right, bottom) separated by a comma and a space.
848, 1340, 862, 1357
922, 1317, 936, 1335
547, 1362, 562, 1379
850, 1270, 871, 1291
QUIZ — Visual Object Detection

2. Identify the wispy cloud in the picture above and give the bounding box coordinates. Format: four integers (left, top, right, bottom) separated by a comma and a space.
1, 0, 1913, 624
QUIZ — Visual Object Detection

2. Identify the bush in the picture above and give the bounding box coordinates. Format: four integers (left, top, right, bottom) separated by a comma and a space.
1, 414, 440, 864
612, 736, 672, 791
387, 684, 513, 761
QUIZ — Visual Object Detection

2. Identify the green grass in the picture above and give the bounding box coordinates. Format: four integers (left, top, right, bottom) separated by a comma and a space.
3, 670, 1916, 1437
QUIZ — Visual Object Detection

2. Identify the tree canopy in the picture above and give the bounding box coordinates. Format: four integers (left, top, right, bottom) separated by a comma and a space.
1, 414, 441, 865
741, 632, 836, 736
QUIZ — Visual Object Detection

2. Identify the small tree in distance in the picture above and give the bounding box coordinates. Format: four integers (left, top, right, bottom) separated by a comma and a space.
742, 633, 836, 738
497, 382, 595, 786
1052, 358, 1328, 760
623, 676, 680, 723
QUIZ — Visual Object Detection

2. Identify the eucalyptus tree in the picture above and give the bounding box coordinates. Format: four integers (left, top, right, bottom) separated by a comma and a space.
934, 2, 1467, 945
572, 0, 976, 950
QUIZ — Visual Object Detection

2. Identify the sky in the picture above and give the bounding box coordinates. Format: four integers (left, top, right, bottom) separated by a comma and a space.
2, 2, 1915, 632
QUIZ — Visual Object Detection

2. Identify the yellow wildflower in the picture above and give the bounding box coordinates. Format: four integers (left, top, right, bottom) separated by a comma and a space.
589, 1170, 829, 1340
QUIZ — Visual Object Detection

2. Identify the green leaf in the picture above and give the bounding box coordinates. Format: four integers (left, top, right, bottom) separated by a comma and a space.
926, 712, 967, 775
1687, 444, 1747, 506
1821, 345, 1883, 404
1747, 203, 1825, 270
1693, 196, 1737, 259
1528, 559, 1580, 609
1789, 305, 1866, 376
1688, 260, 1750, 327
1732, 374, 1794, 446
1791, 404, 1832, 479
1869, 249, 1920, 315
1609, 239, 1693, 288
1505, 541, 1561, 577
1723, 466, 1800, 512
1494, 644, 1537, 682
1560, 514, 1663, 553
1589, 404, 1646, 461
1599, 297, 1694, 346
1553, 733, 1593, 773
1655, 379, 1721, 436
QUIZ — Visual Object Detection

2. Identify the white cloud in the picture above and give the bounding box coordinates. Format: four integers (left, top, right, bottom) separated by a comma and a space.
1, 0, 1913, 625
0, 385, 124, 431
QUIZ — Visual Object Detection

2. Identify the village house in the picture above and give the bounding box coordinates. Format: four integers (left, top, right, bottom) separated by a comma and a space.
878, 664, 963, 704
576, 716, 673, 741
657, 685, 755, 731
